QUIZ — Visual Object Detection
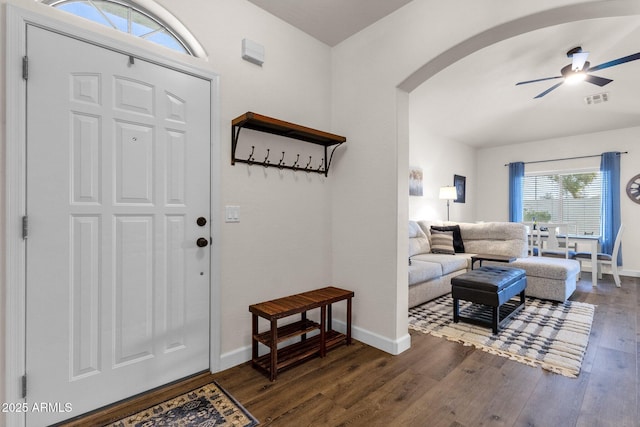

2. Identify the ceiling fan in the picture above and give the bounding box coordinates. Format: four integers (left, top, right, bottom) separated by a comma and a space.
516, 47, 640, 98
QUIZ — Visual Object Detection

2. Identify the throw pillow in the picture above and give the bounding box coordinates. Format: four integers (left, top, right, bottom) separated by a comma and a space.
431, 225, 465, 253
430, 230, 455, 255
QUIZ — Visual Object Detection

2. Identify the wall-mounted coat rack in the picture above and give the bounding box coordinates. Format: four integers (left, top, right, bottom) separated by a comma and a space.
231, 112, 346, 177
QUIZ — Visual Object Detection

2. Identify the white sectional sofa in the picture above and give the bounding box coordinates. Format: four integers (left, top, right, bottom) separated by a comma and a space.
408, 220, 581, 307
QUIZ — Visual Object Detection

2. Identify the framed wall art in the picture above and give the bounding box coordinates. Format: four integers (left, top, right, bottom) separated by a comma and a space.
454, 174, 466, 203
409, 166, 423, 196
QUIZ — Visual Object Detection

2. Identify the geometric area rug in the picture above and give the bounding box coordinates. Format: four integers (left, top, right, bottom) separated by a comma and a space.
106, 381, 259, 427
409, 294, 595, 379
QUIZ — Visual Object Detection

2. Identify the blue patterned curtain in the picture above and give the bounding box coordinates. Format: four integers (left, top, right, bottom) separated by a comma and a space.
508, 162, 525, 222
600, 152, 622, 265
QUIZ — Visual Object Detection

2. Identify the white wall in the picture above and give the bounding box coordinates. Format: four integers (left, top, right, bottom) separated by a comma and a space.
408, 135, 476, 223
477, 126, 640, 275
408, 84, 477, 222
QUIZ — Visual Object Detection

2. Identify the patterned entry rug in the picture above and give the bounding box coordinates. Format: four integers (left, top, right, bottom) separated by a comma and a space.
107, 382, 259, 427
409, 295, 595, 378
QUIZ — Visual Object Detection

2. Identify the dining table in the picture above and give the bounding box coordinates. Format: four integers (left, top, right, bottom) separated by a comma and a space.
527, 227, 601, 287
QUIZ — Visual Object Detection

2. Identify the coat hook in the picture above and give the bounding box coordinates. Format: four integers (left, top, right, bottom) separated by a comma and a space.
247, 145, 255, 163
263, 148, 271, 167
305, 156, 313, 173
292, 154, 300, 169
278, 151, 285, 168
317, 158, 324, 171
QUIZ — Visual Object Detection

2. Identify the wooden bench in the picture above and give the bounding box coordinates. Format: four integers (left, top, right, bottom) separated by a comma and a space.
249, 286, 354, 380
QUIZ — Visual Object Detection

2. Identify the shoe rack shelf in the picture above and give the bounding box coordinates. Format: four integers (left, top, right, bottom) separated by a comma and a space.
249, 286, 354, 381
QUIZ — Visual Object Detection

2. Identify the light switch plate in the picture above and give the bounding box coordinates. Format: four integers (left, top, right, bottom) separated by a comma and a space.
225, 205, 240, 223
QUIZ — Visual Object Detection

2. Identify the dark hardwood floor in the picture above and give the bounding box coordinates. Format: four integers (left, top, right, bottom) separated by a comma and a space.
213, 274, 639, 427
61, 274, 638, 427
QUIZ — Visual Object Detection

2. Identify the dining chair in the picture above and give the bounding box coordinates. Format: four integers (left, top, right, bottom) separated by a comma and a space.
574, 223, 625, 287
537, 223, 577, 259
522, 222, 536, 256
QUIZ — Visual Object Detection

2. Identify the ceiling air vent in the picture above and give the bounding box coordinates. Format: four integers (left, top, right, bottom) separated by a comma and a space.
584, 93, 609, 105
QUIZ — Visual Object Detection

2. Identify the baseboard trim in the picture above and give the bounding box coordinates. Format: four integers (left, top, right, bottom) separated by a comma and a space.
219, 346, 252, 372
621, 269, 640, 278
580, 267, 640, 278
217, 322, 412, 372
332, 319, 412, 355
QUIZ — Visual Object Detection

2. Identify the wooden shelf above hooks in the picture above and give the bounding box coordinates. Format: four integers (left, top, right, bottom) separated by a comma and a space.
231, 112, 346, 176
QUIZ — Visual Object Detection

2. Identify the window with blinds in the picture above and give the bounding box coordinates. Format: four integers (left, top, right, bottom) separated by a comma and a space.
523, 171, 601, 235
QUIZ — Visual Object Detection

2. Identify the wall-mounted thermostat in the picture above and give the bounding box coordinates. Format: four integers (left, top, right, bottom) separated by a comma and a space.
242, 39, 265, 66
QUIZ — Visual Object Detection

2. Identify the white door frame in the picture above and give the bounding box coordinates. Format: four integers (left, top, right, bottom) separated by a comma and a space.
4, 4, 221, 426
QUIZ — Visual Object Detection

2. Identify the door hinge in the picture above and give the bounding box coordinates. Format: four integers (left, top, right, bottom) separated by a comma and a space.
22, 215, 29, 239
21, 374, 27, 398
22, 56, 28, 80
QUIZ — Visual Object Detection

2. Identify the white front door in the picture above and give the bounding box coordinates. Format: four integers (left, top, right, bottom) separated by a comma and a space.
25, 25, 211, 426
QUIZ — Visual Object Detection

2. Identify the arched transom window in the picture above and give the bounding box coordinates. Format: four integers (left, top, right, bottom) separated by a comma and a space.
44, 0, 203, 56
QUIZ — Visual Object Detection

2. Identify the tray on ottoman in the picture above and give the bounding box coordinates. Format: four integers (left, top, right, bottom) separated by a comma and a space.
451, 265, 527, 334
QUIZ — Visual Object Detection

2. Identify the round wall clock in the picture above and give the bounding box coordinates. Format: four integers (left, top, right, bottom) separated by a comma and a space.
627, 173, 640, 204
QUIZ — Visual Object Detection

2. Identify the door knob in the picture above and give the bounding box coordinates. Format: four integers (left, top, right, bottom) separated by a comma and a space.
196, 237, 209, 248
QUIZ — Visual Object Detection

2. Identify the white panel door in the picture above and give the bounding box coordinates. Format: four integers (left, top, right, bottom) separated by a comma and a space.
25, 25, 211, 426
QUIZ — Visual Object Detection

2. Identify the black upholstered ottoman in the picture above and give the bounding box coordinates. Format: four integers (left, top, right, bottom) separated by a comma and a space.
451, 265, 527, 334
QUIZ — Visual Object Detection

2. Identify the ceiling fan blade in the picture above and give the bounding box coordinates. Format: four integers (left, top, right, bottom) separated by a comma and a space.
516, 76, 563, 86
589, 52, 640, 72
585, 74, 613, 87
572, 51, 589, 71
534, 82, 564, 99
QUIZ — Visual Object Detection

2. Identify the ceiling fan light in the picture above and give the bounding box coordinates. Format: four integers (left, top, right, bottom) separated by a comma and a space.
565, 71, 586, 85
571, 51, 590, 71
